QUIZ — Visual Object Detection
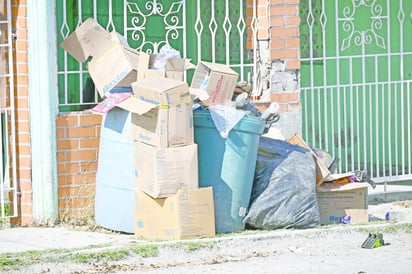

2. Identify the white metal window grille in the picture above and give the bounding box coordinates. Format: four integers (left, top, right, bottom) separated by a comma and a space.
57, 0, 266, 111
300, 0, 412, 183
0, 0, 18, 221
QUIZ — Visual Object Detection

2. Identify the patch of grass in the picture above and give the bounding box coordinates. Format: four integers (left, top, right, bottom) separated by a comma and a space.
132, 245, 158, 258
71, 249, 129, 263
0, 249, 49, 270
0, 245, 116, 271
165, 241, 216, 252
0, 257, 20, 268
356, 223, 412, 233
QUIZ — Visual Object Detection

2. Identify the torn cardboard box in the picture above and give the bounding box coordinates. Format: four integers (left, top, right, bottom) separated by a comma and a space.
131, 102, 193, 148
288, 134, 331, 185
135, 187, 215, 240
134, 142, 198, 198
60, 18, 150, 97
118, 76, 191, 115
190, 61, 238, 106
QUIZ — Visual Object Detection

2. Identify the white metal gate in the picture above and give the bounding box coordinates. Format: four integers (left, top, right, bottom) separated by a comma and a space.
0, 0, 18, 222
300, 0, 412, 183
56, 0, 267, 111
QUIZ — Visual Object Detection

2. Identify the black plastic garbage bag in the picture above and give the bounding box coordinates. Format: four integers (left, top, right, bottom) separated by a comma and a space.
244, 137, 320, 229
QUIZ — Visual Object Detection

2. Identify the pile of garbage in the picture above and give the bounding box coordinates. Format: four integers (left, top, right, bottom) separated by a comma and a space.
61, 18, 373, 240
244, 132, 375, 230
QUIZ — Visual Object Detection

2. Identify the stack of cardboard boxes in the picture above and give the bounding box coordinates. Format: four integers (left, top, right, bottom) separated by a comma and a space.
130, 77, 215, 240
62, 18, 216, 240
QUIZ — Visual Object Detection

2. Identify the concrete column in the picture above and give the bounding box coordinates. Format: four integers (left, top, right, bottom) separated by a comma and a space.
27, 0, 59, 224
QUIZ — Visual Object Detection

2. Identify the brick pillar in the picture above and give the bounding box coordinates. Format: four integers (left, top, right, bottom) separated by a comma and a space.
56, 112, 101, 222
8, 0, 32, 226
270, 0, 300, 70
246, 0, 302, 138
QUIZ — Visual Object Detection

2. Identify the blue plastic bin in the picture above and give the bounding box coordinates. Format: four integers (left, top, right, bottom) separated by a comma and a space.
95, 107, 135, 233
193, 109, 265, 233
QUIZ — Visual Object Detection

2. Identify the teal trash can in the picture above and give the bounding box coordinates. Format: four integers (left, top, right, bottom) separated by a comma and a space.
193, 109, 265, 233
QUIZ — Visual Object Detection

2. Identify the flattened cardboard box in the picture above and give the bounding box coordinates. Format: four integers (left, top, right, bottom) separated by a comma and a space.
190, 61, 238, 106
316, 182, 369, 225
131, 103, 194, 148
134, 142, 198, 198
135, 187, 215, 240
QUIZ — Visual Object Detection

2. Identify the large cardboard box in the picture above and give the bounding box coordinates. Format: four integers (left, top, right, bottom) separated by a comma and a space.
190, 61, 238, 106
134, 142, 198, 198
135, 187, 215, 240
61, 18, 150, 97
118, 77, 191, 115
288, 134, 331, 185
316, 182, 369, 225
131, 103, 194, 147
131, 76, 191, 106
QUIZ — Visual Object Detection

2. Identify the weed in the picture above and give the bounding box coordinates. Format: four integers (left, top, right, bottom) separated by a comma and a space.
165, 241, 216, 252
0, 257, 19, 268
356, 223, 412, 234
71, 249, 129, 263
132, 245, 159, 257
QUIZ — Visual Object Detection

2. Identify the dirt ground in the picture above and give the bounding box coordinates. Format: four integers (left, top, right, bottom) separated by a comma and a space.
2, 200, 412, 274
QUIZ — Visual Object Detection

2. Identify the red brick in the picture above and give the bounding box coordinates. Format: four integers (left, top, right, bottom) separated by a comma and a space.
271, 27, 298, 38
57, 139, 79, 150
80, 114, 102, 126
80, 138, 100, 149
66, 126, 98, 138
286, 16, 300, 27
270, 17, 285, 27
80, 161, 98, 173
270, 49, 298, 59
286, 38, 300, 48
66, 149, 98, 162
286, 59, 301, 69
270, 6, 297, 16
56, 115, 79, 127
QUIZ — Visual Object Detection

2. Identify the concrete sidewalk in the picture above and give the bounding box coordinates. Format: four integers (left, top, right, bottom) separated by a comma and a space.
1, 182, 411, 255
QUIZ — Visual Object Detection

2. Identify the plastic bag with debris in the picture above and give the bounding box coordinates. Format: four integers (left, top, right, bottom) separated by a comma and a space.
244, 137, 320, 229
150, 44, 181, 70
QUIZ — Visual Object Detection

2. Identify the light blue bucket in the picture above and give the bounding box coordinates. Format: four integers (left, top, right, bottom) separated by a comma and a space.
193, 109, 265, 233
95, 108, 135, 233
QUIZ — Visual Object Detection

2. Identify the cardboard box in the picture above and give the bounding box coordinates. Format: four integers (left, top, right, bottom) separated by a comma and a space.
118, 77, 192, 115
132, 76, 191, 106
288, 134, 331, 185
190, 61, 238, 106
134, 142, 198, 198
316, 182, 369, 225
131, 103, 194, 147
135, 187, 215, 240
61, 18, 150, 97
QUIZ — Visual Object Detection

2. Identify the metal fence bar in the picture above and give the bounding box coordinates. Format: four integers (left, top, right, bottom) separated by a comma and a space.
0, 0, 18, 220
